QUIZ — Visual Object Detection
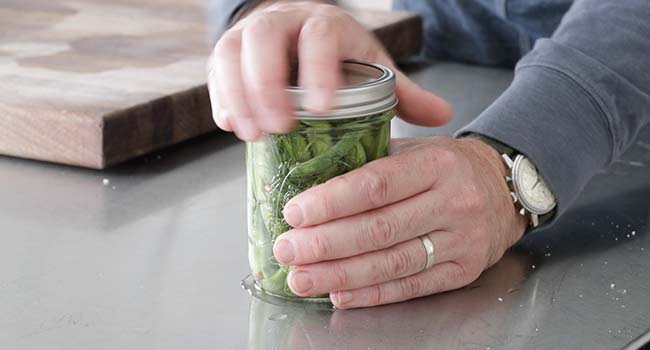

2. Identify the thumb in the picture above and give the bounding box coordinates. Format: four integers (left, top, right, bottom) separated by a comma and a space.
394, 70, 452, 127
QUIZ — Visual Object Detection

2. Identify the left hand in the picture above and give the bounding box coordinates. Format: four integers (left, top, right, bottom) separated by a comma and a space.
273, 136, 528, 309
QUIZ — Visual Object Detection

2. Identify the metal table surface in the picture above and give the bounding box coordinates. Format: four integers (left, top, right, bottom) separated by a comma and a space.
1, 63, 649, 350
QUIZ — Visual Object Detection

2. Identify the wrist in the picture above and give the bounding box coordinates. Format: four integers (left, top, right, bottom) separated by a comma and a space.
458, 138, 508, 184
464, 134, 558, 233
458, 138, 529, 236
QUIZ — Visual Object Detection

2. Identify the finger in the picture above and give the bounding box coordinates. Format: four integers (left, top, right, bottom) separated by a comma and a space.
331, 261, 469, 309
283, 144, 454, 227
276, 188, 454, 265
286, 231, 463, 297
215, 109, 234, 132
211, 30, 260, 140
241, 14, 303, 133
394, 70, 452, 127
298, 15, 343, 113
207, 51, 232, 132
206, 76, 233, 132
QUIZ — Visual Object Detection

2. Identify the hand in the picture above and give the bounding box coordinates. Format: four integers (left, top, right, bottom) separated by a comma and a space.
273, 137, 528, 308
206, 1, 452, 140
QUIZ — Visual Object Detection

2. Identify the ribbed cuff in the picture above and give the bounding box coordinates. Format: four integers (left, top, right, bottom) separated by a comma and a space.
457, 60, 613, 218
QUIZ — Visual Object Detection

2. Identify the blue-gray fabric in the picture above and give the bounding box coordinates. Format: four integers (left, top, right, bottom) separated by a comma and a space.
208, 0, 650, 217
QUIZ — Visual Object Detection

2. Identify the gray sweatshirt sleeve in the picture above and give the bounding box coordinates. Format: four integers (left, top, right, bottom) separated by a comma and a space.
204, 0, 248, 40
458, 0, 650, 216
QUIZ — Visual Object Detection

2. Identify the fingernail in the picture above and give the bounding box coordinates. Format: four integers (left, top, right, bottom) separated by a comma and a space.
336, 291, 353, 305
274, 239, 295, 264
283, 204, 303, 227
290, 271, 313, 295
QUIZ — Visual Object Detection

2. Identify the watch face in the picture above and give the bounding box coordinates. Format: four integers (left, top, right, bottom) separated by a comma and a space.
512, 155, 556, 214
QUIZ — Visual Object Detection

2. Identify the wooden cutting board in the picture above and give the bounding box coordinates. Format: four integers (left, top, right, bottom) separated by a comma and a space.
0, 0, 421, 169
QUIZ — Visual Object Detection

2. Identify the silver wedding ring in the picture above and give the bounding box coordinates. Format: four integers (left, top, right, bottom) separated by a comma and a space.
419, 235, 435, 271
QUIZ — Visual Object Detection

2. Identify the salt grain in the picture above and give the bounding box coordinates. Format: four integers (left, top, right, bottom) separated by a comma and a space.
610, 283, 616, 289
102, 179, 110, 186
497, 297, 503, 302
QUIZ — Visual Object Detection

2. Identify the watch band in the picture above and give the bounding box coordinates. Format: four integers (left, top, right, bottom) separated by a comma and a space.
463, 133, 556, 229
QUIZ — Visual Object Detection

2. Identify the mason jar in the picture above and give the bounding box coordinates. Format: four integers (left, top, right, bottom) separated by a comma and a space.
246, 61, 397, 301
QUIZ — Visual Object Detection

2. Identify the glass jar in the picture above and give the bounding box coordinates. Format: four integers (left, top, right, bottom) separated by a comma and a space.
246, 62, 397, 301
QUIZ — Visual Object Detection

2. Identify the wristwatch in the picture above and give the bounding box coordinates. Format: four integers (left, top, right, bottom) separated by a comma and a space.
466, 134, 557, 228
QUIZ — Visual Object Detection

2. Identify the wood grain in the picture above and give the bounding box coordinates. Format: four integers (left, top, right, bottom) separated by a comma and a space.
0, 0, 422, 169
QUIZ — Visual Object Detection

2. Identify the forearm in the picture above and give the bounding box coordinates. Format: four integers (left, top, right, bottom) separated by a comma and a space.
459, 0, 650, 217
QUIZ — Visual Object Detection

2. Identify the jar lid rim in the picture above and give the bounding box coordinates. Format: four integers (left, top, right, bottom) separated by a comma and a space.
287, 61, 397, 120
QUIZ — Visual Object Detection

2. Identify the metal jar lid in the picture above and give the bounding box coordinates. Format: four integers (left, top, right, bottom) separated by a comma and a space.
287, 61, 397, 120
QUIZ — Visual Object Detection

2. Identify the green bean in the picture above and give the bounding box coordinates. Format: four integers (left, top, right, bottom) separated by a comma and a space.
290, 133, 311, 162
360, 132, 377, 162
260, 266, 288, 294
343, 142, 367, 170
306, 123, 332, 157
288, 132, 360, 179
374, 122, 390, 160
314, 162, 343, 185
248, 110, 395, 300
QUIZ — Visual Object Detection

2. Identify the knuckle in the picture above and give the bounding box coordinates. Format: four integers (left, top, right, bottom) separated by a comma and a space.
301, 17, 334, 38
214, 32, 241, 55
357, 167, 390, 207
382, 248, 415, 280
244, 16, 276, 38
315, 187, 336, 220
399, 276, 423, 298
464, 188, 487, 212
451, 187, 486, 215
309, 234, 333, 260
362, 214, 398, 250
315, 4, 343, 17
450, 261, 478, 286
432, 147, 458, 169
370, 284, 384, 306
464, 262, 483, 282
330, 263, 350, 288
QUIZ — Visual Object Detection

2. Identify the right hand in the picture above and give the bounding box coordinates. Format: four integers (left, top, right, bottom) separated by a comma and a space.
207, 1, 452, 140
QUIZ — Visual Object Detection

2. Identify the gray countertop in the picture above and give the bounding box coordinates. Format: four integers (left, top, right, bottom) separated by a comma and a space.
1, 63, 649, 350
